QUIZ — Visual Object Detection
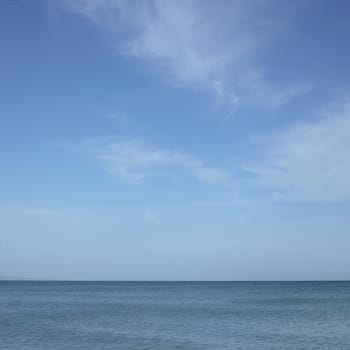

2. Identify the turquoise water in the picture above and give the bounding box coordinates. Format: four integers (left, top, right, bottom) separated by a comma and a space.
1, 281, 349, 349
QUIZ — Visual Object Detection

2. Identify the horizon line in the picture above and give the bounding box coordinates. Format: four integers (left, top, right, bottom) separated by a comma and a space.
1, 279, 349, 282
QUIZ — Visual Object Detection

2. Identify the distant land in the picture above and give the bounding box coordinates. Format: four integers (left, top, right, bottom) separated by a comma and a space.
0, 276, 40, 281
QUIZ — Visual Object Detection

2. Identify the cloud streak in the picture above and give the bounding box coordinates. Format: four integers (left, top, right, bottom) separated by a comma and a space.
244, 100, 350, 201
63, 0, 310, 114
95, 140, 231, 184
62, 98, 350, 203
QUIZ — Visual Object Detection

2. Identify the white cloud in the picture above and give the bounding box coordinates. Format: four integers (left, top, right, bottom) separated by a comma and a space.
62, 0, 309, 113
95, 140, 230, 184
244, 101, 350, 201
238, 69, 312, 108
58, 100, 350, 202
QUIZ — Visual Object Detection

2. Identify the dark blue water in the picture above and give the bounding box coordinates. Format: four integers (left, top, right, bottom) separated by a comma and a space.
1, 282, 350, 349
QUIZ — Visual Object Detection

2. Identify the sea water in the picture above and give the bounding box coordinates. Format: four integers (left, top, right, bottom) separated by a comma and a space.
1, 281, 349, 349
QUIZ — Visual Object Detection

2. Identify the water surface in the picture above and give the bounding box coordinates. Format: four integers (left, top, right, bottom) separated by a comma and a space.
1, 281, 349, 349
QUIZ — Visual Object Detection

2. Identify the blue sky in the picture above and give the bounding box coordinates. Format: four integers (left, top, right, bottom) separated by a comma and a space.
1, 0, 350, 280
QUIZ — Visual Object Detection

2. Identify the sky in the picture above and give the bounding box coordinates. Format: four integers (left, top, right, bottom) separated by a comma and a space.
1, 0, 350, 280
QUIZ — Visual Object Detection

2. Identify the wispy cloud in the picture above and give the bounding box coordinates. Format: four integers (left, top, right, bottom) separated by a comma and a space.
94, 139, 231, 184
58, 98, 350, 202
244, 100, 350, 201
62, 0, 310, 115
143, 210, 158, 222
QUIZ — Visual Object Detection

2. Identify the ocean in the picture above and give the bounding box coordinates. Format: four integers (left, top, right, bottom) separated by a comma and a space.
0, 281, 349, 349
